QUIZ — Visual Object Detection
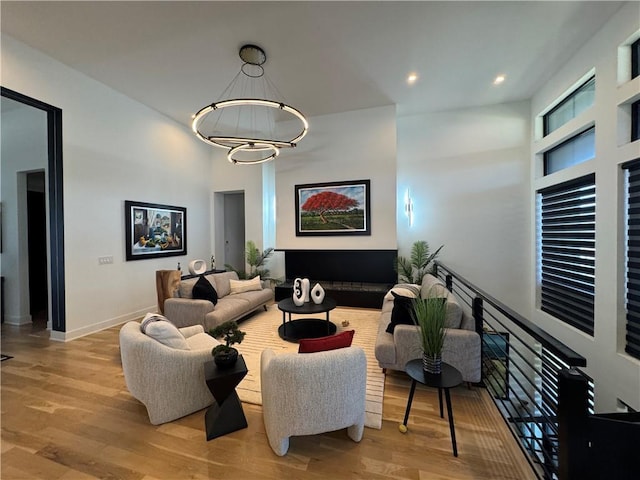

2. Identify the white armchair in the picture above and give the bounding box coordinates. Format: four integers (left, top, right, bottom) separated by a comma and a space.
260, 346, 367, 456
119, 321, 218, 425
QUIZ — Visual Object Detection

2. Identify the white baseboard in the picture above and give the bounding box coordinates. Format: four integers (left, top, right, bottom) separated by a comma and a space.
4, 314, 32, 326
51, 305, 156, 342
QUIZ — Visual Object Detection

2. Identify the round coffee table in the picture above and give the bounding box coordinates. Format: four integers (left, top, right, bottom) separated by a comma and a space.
277, 297, 337, 342
400, 360, 463, 457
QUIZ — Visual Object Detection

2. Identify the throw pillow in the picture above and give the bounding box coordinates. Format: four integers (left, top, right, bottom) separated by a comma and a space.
192, 275, 218, 305
385, 292, 415, 334
141, 314, 190, 350
298, 330, 355, 353
386, 293, 449, 334
178, 276, 200, 299
140, 312, 170, 333
213, 272, 236, 297
420, 282, 463, 329
383, 284, 421, 301
229, 276, 262, 294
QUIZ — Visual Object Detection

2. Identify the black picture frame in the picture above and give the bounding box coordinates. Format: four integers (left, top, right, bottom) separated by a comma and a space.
295, 179, 371, 236
125, 200, 187, 261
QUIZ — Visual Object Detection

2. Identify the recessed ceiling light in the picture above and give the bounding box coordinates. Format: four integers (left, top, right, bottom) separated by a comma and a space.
407, 73, 418, 85
493, 74, 506, 85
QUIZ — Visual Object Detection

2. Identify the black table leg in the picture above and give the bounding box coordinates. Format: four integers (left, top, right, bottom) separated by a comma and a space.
444, 388, 458, 457
402, 379, 418, 427
438, 387, 444, 418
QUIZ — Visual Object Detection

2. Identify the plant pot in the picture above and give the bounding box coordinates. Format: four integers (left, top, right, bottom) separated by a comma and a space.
422, 352, 442, 375
213, 347, 239, 369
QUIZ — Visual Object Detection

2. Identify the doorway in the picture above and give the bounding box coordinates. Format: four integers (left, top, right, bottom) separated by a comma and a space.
1, 87, 65, 333
27, 172, 48, 326
213, 191, 245, 273
223, 192, 246, 273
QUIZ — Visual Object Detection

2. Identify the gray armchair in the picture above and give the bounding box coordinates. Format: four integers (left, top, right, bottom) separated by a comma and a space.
375, 274, 481, 383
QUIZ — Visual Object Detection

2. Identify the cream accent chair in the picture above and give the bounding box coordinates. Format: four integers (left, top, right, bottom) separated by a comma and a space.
260, 346, 367, 456
119, 321, 218, 425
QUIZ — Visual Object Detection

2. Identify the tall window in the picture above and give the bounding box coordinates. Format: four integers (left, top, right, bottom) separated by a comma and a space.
543, 77, 595, 136
632, 38, 640, 80
538, 174, 596, 335
544, 127, 595, 175
623, 159, 640, 360
632, 100, 639, 142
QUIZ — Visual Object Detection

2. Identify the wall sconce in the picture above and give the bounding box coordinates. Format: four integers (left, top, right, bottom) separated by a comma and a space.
404, 189, 414, 227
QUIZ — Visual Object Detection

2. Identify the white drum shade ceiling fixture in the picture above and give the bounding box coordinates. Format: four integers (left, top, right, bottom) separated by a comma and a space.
191, 44, 309, 165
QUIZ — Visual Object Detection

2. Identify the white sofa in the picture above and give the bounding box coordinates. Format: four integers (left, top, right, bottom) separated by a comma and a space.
374, 274, 481, 383
119, 321, 218, 425
164, 271, 274, 331
260, 346, 367, 456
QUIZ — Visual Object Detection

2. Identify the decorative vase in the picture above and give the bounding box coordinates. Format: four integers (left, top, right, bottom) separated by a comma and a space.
422, 352, 442, 375
293, 278, 305, 306
302, 278, 311, 302
213, 347, 238, 369
311, 283, 325, 304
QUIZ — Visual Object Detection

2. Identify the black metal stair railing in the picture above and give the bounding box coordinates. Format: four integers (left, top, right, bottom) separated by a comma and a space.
434, 262, 593, 480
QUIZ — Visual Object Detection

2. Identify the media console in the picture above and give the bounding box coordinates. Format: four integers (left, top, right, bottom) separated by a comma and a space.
274, 249, 397, 309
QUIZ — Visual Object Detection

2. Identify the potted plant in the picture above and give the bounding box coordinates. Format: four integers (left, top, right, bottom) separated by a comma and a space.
411, 291, 448, 374
397, 240, 444, 285
224, 240, 274, 280
208, 321, 246, 369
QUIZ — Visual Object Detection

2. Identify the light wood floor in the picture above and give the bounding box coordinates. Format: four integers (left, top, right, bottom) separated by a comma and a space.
1, 318, 536, 480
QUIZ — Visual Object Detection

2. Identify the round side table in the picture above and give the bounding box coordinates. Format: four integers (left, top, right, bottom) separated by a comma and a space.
400, 360, 463, 457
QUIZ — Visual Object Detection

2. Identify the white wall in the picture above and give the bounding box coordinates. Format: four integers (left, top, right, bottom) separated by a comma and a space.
210, 148, 264, 270
530, 2, 640, 412
1, 97, 48, 325
397, 101, 532, 316
1, 35, 213, 340
275, 105, 398, 250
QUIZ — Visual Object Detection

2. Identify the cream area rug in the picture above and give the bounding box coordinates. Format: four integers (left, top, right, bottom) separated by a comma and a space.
234, 304, 384, 429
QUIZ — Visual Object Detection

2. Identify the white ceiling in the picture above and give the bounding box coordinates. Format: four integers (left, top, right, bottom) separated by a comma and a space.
1, 1, 627, 128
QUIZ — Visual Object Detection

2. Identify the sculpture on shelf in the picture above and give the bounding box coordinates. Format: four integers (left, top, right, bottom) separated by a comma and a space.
302, 278, 311, 302
188, 259, 207, 275
311, 283, 325, 304
293, 278, 305, 306
293, 277, 312, 306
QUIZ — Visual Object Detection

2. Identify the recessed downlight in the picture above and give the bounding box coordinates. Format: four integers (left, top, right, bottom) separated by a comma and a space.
493, 74, 506, 85
407, 73, 418, 85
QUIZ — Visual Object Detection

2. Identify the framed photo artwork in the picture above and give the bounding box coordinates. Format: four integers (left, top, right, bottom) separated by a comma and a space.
125, 200, 187, 261
295, 179, 371, 236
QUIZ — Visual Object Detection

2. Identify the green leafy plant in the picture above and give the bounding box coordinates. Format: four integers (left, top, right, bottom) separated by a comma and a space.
208, 321, 246, 356
397, 240, 443, 285
225, 240, 274, 280
410, 292, 448, 357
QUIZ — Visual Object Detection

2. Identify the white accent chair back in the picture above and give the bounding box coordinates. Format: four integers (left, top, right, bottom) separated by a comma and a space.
260, 346, 367, 456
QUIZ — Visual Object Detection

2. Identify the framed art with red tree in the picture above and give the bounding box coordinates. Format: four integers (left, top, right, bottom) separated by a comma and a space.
295, 179, 371, 236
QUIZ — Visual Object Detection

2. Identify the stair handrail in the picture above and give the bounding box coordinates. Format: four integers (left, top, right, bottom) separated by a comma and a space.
434, 262, 586, 367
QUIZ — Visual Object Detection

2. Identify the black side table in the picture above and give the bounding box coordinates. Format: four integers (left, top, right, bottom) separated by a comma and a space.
400, 360, 463, 457
203, 355, 248, 440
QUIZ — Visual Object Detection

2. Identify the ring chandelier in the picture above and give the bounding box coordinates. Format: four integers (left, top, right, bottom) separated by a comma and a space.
191, 44, 309, 165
